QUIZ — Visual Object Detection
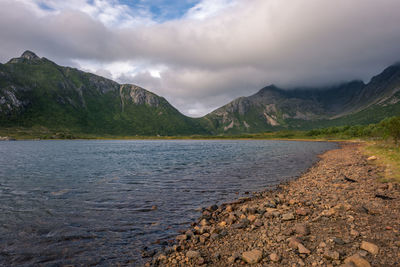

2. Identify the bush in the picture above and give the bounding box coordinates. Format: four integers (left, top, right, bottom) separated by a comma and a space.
381, 116, 400, 145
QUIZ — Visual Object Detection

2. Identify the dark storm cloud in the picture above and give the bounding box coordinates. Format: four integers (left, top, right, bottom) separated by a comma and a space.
1, 0, 400, 116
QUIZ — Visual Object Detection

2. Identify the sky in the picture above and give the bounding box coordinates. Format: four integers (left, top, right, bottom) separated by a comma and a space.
1, 0, 400, 117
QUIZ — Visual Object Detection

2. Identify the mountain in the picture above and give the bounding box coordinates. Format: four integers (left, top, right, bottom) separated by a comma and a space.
1, 51, 399, 136
204, 65, 400, 133
0, 51, 207, 136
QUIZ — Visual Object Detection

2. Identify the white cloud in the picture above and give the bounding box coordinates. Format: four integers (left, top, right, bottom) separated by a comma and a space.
1, 0, 400, 116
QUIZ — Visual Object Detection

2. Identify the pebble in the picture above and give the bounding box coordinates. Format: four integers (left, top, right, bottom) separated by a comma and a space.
294, 223, 310, 236
242, 249, 263, 264
282, 212, 295, 221
176, 234, 187, 241
360, 241, 379, 255
269, 252, 280, 262
186, 250, 200, 259
344, 254, 371, 267
323, 250, 340, 260
297, 243, 311, 254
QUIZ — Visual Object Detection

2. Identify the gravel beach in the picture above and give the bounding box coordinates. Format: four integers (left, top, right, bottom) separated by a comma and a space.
149, 142, 400, 266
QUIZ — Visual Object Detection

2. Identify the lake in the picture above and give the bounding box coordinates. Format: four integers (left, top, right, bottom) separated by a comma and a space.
0, 140, 337, 266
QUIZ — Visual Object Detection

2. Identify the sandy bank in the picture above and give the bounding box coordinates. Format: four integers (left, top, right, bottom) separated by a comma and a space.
149, 142, 400, 266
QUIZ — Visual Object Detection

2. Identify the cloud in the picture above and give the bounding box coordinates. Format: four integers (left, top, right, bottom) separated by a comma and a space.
1, 0, 400, 116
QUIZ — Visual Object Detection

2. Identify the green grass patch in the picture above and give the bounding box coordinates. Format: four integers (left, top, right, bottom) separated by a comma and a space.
364, 141, 400, 183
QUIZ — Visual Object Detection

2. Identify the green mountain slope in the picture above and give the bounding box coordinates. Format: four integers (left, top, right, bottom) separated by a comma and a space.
204, 64, 400, 133
0, 51, 207, 136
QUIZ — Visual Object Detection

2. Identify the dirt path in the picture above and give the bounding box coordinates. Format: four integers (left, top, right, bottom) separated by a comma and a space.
149, 142, 400, 266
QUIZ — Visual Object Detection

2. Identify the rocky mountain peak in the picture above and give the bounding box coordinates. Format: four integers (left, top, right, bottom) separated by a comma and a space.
21, 50, 40, 60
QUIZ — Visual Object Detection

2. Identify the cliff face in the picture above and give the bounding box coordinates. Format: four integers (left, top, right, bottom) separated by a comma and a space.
0, 51, 207, 135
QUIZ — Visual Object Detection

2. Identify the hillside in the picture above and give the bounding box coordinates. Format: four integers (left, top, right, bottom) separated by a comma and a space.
0, 51, 207, 136
204, 64, 400, 133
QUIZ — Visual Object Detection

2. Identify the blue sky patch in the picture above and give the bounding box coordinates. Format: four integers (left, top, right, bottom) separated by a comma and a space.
119, 0, 201, 21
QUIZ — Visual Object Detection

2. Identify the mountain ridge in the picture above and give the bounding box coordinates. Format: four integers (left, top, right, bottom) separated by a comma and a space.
1, 51, 400, 135
0, 51, 207, 135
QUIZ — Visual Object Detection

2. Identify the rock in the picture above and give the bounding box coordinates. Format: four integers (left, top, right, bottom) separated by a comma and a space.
225, 205, 233, 212
207, 204, 218, 212
294, 224, 310, 236
186, 250, 200, 259
295, 208, 309, 216
289, 237, 302, 249
197, 257, 205, 265
210, 233, 219, 240
253, 219, 263, 227
344, 254, 371, 267
269, 252, 280, 262
350, 229, 359, 237
333, 237, 345, 245
176, 234, 187, 241
360, 241, 379, 255
242, 249, 263, 264
367, 156, 377, 161
322, 208, 336, 217
199, 218, 208, 226
324, 250, 340, 260
298, 243, 311, 254
282, 212, 295, 221
218, 221, 227, 227
247, 214, 257, 222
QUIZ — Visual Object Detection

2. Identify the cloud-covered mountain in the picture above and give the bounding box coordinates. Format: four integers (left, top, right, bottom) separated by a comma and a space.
205, 65, 400, 133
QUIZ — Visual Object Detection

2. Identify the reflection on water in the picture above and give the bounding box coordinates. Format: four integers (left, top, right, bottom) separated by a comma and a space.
0, 140, 336, 266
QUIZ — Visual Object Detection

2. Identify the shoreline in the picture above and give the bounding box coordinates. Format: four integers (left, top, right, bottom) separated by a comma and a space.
149, 142, 400, 266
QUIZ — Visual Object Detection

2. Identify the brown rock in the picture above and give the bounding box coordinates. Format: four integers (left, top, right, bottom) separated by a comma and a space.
344, 254, 371, 267
247, 214, 257, 222
294, 224, 310, 236
176, 234, 187, 241
367, 156, 377, 161
350, 229, 359, 237
282, 212, 295, 221
218, 221, 227, 227
323, 250, 340, 260
242, 249, 263, 264
289, 237, 302, 249
295, 208, 309, 216
298, 243, 311, 254
269, 252, 280, 262
360, 241, 379, 255
199, 218, 208, 226
186, 250, 200, 259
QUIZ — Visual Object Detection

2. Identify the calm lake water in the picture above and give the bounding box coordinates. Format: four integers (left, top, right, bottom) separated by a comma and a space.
0, 140, 337, 266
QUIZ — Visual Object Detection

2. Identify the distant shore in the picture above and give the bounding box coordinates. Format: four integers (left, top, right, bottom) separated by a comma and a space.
149, 142, 400, 266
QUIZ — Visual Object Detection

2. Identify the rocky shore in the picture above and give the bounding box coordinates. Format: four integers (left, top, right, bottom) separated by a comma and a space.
149, 142, 400, 266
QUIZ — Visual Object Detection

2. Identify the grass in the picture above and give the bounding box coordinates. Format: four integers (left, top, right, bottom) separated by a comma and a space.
363, 141, 400, 183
